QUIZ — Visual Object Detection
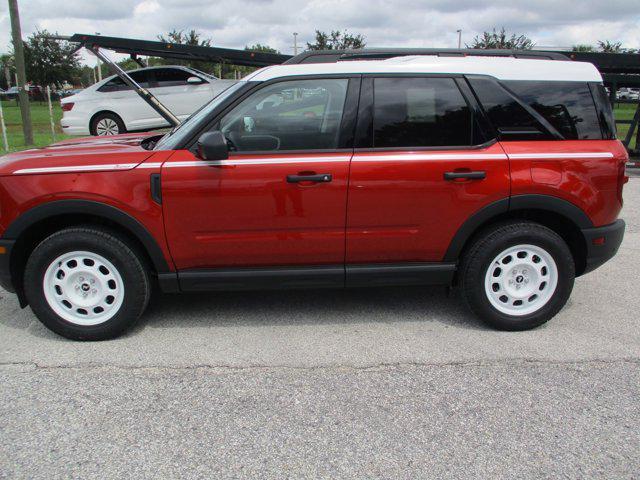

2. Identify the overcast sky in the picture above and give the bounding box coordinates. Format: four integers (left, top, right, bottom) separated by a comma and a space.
1, 0, 639, 64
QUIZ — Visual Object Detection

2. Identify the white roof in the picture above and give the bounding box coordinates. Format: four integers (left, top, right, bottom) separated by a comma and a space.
246, 55, 602, 83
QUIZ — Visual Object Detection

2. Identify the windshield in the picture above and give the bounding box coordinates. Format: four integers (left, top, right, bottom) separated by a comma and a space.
154, 81, 246, 151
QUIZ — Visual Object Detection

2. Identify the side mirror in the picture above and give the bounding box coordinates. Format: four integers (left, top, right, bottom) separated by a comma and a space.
196, 131, 229, 161
187, 76, 204, 85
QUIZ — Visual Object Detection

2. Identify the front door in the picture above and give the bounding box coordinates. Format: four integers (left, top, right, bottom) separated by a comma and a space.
162, 77, 357, 270
346, 76, 510, 264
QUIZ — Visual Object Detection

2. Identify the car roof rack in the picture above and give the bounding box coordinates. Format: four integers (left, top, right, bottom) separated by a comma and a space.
285, 48, 570, 64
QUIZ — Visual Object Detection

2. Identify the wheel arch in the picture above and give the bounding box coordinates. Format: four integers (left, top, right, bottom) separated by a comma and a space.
3, 200, 171, 306
445, 194, 593, 277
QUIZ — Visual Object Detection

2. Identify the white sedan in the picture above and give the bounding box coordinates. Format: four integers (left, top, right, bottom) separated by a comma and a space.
60, 65, 237, 136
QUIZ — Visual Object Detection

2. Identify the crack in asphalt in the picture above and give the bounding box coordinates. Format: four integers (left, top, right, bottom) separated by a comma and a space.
1, 357, 639, 373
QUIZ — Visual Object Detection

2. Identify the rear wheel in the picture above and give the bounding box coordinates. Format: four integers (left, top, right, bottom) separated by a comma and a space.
90, 112, 125, 136
460, 221, 575, 330
24, 227, 150, 340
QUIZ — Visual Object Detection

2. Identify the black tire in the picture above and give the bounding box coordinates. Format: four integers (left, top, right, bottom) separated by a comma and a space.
24, 227, 150, 341
460, 221, 575, 331
90, 112, 126, 136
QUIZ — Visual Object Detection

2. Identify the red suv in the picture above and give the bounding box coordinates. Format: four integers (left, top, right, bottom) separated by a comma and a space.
0, 56, 627, 340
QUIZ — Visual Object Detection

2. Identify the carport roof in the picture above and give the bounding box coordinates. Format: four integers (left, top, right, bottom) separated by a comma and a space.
67, 33, 292, 67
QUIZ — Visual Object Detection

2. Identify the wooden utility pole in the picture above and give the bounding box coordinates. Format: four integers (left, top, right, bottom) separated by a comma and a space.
8, 0, 33, 146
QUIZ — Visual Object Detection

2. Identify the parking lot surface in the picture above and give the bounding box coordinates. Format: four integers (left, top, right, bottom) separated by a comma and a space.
1, 178, 639, 479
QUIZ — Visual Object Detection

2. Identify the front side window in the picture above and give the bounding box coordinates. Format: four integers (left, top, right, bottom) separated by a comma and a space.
153, 68, 198, 87
504, 81, 602, 140
218, 78, 349, 151
373, 77, 476, 148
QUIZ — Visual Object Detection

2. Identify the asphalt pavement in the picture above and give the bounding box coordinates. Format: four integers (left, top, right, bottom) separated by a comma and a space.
1, 177, 639, 479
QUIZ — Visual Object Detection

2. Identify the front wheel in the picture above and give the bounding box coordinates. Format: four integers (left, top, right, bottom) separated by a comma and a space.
24, 227, 150, 340
460, 221, 575, 331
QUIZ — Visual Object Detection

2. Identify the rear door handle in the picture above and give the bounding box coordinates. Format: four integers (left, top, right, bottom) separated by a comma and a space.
443, 171, 486, 180
287, 174, 332, 183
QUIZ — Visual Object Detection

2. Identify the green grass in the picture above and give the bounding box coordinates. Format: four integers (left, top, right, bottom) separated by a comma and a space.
0, 99, 638, 153
0, 100, 71, 153
614, 103, 638, 149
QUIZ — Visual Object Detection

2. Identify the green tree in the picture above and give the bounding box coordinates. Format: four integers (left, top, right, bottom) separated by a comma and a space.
21, 30, 80, 89
157, 29, 215, 72
597, 40, 623, 53
572, 44, 594, 52
306, 30, 366, 50
468, 28, 534, 50
158, 29, 212, 47
245, 43, 280, 54
0, 53, 13, 90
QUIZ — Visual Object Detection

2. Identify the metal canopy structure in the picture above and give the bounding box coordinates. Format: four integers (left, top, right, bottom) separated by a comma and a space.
61, 33, 292, 128
68, 34, 292, 67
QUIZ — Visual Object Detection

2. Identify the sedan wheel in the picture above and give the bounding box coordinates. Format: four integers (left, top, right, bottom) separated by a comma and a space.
95, 117, 120, 135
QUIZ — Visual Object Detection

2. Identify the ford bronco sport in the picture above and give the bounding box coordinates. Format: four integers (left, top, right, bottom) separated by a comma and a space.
0, 55, 627, 340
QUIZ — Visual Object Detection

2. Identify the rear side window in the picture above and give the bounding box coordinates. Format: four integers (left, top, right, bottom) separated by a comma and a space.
504, 81, 602, 140
373, 77, 476, 148
98, 70, 150, 92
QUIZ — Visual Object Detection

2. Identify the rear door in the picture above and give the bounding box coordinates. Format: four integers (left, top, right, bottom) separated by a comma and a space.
346, 76, 510, 265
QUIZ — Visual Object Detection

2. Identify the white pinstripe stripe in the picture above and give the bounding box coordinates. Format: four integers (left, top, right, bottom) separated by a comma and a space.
164, 157, 350, 168
135, 162, 164, 169
508, 152, 614, 159
351, 153, 508, 162
13, 163, 139, 175
12, 152, 614, 175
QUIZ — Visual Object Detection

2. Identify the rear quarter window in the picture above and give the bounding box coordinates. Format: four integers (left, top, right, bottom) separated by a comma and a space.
467, 77, 552, 140
503, 81, 602, 140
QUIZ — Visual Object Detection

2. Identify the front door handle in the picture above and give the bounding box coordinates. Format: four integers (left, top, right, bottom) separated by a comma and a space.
443, 171, 486, 180
287, 174, 332, 183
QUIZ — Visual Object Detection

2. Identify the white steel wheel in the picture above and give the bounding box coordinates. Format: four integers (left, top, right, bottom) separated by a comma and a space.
483, 244, 558, 316
43, 251, 125, 326
95, 117, 120, 135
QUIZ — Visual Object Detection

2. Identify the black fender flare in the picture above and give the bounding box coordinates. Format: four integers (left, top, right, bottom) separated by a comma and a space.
443, 194, 593, 262
3, 199, 171, 273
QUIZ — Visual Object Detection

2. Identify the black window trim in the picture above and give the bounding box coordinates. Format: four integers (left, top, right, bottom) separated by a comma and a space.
354, 73, 496, 153
180, 73, 362, 155
588, 81, 616, 140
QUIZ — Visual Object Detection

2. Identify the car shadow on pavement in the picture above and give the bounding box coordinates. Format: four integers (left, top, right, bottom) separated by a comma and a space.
138, 285, 488, 332
0, 285, 489, 342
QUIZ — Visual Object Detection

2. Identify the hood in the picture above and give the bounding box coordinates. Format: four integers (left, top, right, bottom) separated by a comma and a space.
0, 132, 160, 177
